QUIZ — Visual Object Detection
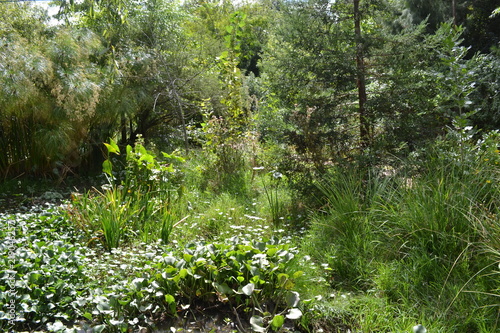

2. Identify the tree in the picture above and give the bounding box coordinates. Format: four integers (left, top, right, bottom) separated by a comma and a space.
354, 0, 369, 148
404, 0, 500, 54
259, 0, 470, 170
0, 4, 104, 178
56, 0, 211, 155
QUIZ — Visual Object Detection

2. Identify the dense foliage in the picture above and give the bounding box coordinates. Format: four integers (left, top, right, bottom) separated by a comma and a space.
1, 0, 500, 332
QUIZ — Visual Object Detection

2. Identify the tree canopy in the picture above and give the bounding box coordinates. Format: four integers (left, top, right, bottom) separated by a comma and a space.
0, 0, 499, 179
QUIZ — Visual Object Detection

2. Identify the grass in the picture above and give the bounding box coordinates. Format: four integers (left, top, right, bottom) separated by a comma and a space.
298, 140, 500, 332
1, 133, 500, 332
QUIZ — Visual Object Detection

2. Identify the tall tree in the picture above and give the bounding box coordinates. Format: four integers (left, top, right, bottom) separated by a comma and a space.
56, 0, 210, 153
0, 4, 104, 178
354, 0, 369, 148
260, 0, 465, 165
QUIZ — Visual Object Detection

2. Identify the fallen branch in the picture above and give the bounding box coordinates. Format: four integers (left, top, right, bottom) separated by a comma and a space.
173, 215, 190, 228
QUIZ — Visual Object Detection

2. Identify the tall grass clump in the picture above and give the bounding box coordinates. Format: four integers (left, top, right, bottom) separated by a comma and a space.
302, 125, 500, 330
379, 127, 500, 329
303, 166, 397, 290
262, 169, 289, 225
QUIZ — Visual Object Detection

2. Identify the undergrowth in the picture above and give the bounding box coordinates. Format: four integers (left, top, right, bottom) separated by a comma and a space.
1, 127, 499, 332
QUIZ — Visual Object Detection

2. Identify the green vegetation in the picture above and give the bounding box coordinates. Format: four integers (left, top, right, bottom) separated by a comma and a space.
1, 0, 500, 332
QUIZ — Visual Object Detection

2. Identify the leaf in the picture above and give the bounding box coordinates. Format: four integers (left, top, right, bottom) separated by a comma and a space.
277, 273, 289, 287
47, 320, 66, 331
139, 153, 155, 164
286, 308, 302, 320
165, 294, 175, 304
241, 282, 254, 296
214, 282, 233, 295
254, 241, 266, 252
126, 144, 133, 158
250, 315, 266, 332
165, 294, 177, 313
92, 324, 106, 333
286, 291, 300, 307
109, 318, 123, 325
178, 268, 188, 279
266, 247, 278, 256
271, 315, 285, 331
104, 139, 120, 154
102, 160, 113, 176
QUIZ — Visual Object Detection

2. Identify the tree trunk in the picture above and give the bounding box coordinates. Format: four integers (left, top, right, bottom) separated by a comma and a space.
354, 0, 369, 148
451, 0, 457, 26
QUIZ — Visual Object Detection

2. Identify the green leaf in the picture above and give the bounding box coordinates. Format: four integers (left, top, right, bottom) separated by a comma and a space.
104, 139, 120, 154
92, 324, 106, 333
277, 273, 289, 287
271, 315, 285, 331
286, 291, 300, 307
266, 247, 278, 256
178, 268, 188, 279
165, 294, 176, 313
183, 253, 193, 262
214, 282, 233, 295
126, 144, 133, 158
165, 294, 175, 304
139, 153, 155, 164
102, 160, 113, 176
250, 315, 266, 332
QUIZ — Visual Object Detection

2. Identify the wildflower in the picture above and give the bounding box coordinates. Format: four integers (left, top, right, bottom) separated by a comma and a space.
486, 180, 492, 184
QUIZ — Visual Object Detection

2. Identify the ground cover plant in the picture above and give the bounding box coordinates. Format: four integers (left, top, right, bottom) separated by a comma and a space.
0, 198, 312, 332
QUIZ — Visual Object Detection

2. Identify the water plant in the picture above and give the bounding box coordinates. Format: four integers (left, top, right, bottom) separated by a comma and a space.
70, 138, 186, 250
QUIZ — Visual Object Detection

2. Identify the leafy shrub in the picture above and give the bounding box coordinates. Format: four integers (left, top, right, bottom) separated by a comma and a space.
199, 115, 252, 195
